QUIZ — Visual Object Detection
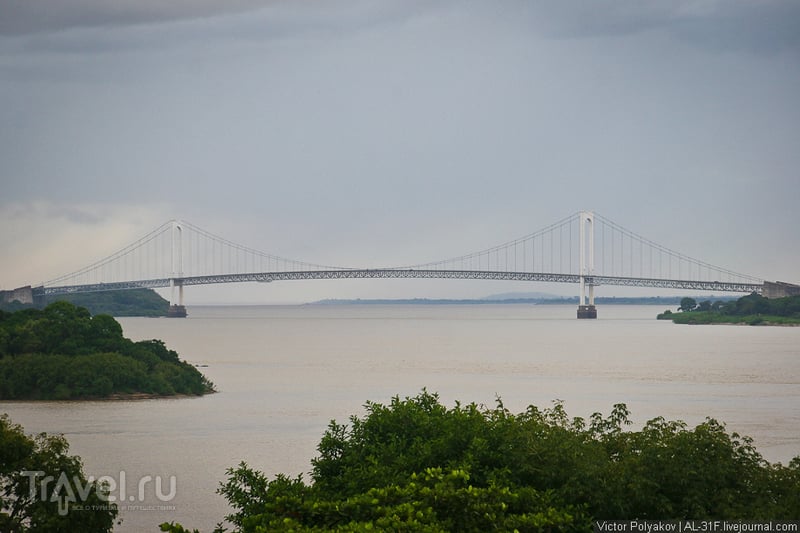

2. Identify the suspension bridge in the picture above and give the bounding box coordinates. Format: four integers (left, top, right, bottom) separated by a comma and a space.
8, 211, 793, 318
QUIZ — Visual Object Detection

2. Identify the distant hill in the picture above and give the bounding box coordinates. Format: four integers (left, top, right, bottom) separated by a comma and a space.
481, 291, 561, 301
0, 288, 169, 317
312, 298, 517, 305
48, 288, 170, 316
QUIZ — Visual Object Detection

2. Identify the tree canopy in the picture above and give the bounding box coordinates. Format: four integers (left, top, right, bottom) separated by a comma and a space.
163, 391, 800, 532
678, 297, 697, 312
0, 301, 214, 400
1, 414, 118, 532
660, 293, 800, 325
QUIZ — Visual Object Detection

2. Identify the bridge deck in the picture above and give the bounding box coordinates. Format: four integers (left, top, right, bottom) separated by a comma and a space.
37, 269, 763, 296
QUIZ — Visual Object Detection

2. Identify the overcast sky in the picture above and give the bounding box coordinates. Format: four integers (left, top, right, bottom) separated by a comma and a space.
1, 0, 798, 303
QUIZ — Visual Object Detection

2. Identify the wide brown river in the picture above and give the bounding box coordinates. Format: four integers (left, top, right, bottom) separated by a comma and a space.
2, 305, 799, 531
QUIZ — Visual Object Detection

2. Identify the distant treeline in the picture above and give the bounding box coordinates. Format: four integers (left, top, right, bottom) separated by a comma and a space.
0, 288, 169, 317
0, 301, 214, 400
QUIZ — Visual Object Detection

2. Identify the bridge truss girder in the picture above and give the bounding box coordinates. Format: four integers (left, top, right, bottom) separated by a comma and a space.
37, 269, 763, 297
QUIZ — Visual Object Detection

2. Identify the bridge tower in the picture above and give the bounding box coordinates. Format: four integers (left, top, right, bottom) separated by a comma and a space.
167, 220, 187, 318
577, 210, 597, 319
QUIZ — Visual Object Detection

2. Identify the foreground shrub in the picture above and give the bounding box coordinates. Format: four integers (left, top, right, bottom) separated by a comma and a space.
164, 391, 800, 532
0, 415, 117, 532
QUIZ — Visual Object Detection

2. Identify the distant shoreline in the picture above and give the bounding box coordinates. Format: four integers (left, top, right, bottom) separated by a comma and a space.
0, 391, 214, 403
658, 310, 800, 326
309, 296, 720, 306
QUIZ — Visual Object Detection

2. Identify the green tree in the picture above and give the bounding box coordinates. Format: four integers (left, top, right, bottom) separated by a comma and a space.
679, 297, 697, 312
0, 415, 118, 532
696, 300, 712, 312
736, 293, 771, 315
166, 392, 800, 532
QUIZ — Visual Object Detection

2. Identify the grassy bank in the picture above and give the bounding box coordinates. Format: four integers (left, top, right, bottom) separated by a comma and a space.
657, 293, 800, 326
658, 310, 800, 325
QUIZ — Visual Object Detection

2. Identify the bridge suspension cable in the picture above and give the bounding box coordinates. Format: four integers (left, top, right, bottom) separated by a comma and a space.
592, 214, 762, 286
398, 212, 581, 275
175, 220, 349, 278
397, 211, 762, 289
43, 219, 351, 291
44, 221, 174, 289
39, 211, 764, 299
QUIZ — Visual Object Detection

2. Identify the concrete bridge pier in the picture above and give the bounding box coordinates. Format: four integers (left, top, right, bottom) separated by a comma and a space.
166, 305, 186, 318
167, 279, 187, 318
1, 285, 35, 305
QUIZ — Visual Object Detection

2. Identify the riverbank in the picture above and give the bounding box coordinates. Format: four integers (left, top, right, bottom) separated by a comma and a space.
657, 293, 800, 326
658, 310, 800, 325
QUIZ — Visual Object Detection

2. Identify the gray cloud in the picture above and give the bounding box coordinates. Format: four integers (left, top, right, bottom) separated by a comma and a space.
4, 0, 798, 57
0, 0, 275, 36
517, 0, 800, 54
1, 0, 798, 300
671, 1, 800, 54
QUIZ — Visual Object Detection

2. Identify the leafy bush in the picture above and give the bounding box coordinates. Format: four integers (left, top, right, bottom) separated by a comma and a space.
0, 415, 118, 532
164, 391, 800, 532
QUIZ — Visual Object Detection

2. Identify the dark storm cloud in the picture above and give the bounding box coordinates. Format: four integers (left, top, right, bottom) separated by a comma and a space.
0, 0, 275, 35
0, 0, 431, 41
2, 0, 797, 58
671, 2, 800, 54
0, 0, 434, 59
521, 0, 800, 54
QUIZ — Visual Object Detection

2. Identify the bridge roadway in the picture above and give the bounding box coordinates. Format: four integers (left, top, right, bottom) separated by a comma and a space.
36, 269, 764, 296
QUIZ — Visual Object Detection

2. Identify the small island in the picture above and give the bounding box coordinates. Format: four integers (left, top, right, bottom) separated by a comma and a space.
658, 293, 800, 325
0, 301, 214, 400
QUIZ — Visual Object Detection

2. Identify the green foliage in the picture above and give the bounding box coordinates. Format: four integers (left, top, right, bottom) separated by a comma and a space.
660, 293, 800, 325
679, 297, 697, 312
172, 391, 800, 532
46, 288, 170, 317
696, 300, 712, 312
160, 521, 225, 533
661, 312, 800, 325
216, 463, 582, 532
0, 414, 118, 532
0, 302, 215, 399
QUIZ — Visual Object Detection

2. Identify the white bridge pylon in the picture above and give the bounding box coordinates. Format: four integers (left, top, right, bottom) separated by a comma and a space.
578, 211, 596, 318
169, 221, 185, 316
36, 211, 766, 319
